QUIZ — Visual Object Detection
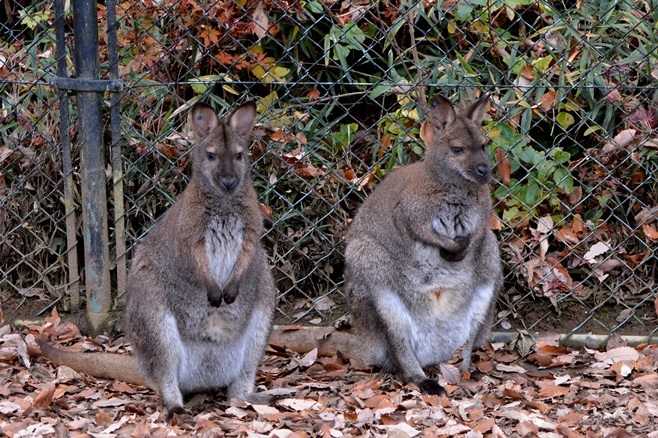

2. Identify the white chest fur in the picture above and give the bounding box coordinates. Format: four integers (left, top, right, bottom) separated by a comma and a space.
205, 215, 244, 289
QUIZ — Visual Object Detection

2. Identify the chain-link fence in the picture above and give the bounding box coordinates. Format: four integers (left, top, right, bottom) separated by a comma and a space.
1, 0, 657, 339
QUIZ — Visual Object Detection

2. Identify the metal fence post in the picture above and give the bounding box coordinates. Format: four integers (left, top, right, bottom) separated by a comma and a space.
54, 0, 80, 312
72, 0, 112, 332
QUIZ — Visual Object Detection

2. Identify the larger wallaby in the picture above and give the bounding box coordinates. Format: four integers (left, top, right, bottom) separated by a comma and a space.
40, 101, 276, 420
341, 94, 502, 395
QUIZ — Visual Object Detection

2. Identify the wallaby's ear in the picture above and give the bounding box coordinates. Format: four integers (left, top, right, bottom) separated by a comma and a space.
190, 103, 220, 138
427, 95, 457, 131
461, 94, 490, 125
229, 101, 258, 137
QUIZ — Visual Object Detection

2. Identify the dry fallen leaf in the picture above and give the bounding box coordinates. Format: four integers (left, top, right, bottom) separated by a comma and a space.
496, 363, 527, 373
537, 385, 570, 399
603, 129, 637, 153
251, 1, 269, 40
594, 346, 640, 364
440, 363, 461, 384
583, 241, 611, 264
299, 348, 318, 368
278, 398, 320, 411
3, 312, 658, 436
32, 382, 56, 409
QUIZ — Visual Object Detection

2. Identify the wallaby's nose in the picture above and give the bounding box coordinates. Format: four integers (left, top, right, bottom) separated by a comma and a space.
221, 177, 237, 191
475, 163, 490, 177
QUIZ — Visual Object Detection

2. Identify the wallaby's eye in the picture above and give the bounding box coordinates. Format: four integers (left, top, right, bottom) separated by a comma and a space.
207, 152, 216, 160
235, 152, 243, 160
451, 147, 464, 154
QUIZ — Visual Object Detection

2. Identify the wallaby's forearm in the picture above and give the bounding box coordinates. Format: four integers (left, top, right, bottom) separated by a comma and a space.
224, 229, 258, 304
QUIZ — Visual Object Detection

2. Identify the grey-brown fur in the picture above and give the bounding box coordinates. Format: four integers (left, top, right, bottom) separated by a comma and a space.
124, 101, 275, 419
343, 94, 502, 395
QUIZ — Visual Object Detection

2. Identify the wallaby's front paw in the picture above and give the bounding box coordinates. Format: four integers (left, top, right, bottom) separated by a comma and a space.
208, 295, 223, 307
223, 279, 239, 304
439, 247, 467, 262
207, 280, 224, 307
454, 234, 471, 250
165, 405, 187, 423
440, 234, 470, 261
418, 378, 447, 396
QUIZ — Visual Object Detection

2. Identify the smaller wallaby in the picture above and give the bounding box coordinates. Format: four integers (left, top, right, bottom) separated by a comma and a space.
40, 101, 276, 420
341, 94, 503, 395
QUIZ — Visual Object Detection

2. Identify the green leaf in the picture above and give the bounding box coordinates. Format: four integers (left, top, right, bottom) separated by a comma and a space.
454, 5, 474, 21
524, 183, 542, 205
370, 84, 392, 99
455, 51, 475, 75
584, 125, 601, 136
537, 160, 555, 182
333, 44, 350, 68
503, 206, 522, 223
494, 185, 510, 199
532, 56, 552, 74
190, 75, 222, 94
304, 0, 323, 14
556, 112, 575, 129
549, 148, 571, 164
222, 84, 239, 95
412, 145, 424, 156
553, 168, 574, 193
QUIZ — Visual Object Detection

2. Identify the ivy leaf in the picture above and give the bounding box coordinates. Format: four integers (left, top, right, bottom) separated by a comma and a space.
556, 112, 575, 129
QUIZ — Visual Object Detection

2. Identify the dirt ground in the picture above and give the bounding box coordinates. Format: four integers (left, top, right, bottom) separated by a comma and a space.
1, 308, 658, 437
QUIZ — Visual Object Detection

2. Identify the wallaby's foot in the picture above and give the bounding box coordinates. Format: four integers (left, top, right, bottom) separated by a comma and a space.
418, 378, 447, 396
165, 405, 187, 423
240, 392, 274, 405
230, 387, 295, 406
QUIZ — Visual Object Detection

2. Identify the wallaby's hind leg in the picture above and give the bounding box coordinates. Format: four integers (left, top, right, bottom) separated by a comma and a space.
133, 312, 186, 420
370, 289, 447, 396
460, 280, 498, 372
226, 306, 273, 404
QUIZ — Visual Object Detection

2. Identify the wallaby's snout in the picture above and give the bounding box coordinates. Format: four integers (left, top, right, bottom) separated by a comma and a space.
475, 163, 489, 178
473, 160, 491, 184
221, 176, 237, 192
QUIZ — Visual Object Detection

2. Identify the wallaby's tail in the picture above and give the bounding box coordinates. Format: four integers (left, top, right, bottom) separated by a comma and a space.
269, 326, 362, 360
38, 340, 147, 387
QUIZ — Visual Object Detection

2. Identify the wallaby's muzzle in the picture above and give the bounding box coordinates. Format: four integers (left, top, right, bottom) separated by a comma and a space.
221, 176, 237, 192
474, 163, 491, 184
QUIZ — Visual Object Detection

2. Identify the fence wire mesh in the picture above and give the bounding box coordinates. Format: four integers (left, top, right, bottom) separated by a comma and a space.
1, 0, 657, 338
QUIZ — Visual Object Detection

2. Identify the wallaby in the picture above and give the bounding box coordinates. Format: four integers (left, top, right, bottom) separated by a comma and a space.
39, 101, 276, 420
340, 94, 502, 395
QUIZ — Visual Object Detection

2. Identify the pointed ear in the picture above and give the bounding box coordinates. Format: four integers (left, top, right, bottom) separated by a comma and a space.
229, 101, 257, 137
420, 119, 433, 145
189, 103, 220, 138
427, 95, 457, 131
461, 94, 490, 125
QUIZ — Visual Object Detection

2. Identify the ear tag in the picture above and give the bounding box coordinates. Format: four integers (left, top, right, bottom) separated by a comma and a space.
197, 115, 203, 120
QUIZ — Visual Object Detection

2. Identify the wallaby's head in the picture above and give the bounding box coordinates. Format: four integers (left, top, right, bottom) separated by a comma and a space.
188, 101, 258, 194
421, 95, 491, 185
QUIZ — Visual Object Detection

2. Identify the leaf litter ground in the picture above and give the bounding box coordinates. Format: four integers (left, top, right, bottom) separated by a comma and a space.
1, 309, 657, 437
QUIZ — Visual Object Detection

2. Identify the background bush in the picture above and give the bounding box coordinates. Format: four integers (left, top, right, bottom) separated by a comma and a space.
1, 0, 656, 334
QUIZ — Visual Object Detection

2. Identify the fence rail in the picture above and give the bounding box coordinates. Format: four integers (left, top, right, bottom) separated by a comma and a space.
1, 0, 656, 338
